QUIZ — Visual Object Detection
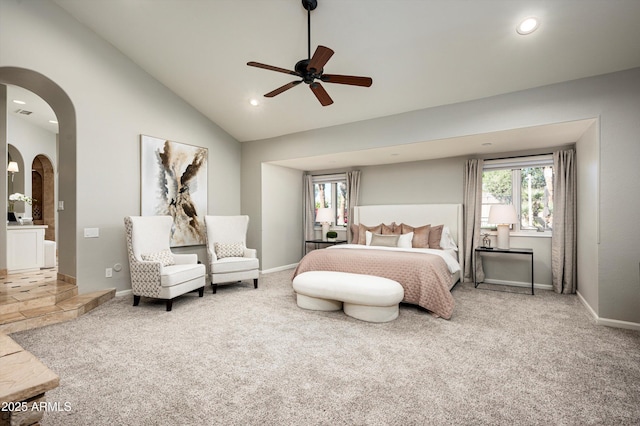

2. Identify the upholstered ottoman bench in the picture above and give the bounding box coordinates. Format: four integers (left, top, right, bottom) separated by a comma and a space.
292, 271, 404, 323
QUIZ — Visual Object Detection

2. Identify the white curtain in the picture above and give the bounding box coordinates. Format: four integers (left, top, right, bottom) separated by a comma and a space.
552, 149, 577, 294
346, 170, 361, 243
463, 159, 484, 282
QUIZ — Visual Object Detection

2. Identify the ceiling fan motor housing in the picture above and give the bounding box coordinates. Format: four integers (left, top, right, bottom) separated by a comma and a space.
295, 59, 321, 84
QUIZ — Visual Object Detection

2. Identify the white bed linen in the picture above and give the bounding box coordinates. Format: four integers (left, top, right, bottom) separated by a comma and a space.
327, 244, 461, 274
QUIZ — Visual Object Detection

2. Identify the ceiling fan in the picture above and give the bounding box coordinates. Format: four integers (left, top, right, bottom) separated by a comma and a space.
247, 0, 373, 106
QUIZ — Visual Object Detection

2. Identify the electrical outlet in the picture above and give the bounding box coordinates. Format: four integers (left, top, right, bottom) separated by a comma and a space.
105, 268, 113, 278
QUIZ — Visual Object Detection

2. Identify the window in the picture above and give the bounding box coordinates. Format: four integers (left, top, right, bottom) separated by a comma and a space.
482, 155, 553, 232
313, 174, 347, 227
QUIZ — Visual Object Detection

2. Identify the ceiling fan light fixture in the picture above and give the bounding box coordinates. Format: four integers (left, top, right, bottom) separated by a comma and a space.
249, 98, 260, 107
517, 17, 540, 35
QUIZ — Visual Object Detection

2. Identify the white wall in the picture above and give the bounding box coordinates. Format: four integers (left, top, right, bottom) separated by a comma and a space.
1, 0, 242, 292
243, 68, 640, 325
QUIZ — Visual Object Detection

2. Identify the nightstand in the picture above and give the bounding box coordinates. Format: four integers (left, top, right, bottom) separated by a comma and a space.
473, 247, 534, 295
305, 239, 347, 254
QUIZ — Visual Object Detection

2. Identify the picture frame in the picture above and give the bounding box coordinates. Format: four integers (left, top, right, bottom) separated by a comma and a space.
140, 135, 208, 247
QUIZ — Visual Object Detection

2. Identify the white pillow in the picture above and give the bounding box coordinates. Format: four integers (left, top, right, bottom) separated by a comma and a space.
365, 230, 373, 245
440, 226, 458, 251
397, 232, 414, 248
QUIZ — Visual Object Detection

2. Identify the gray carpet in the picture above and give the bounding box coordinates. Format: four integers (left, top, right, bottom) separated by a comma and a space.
11, 269, 640, 425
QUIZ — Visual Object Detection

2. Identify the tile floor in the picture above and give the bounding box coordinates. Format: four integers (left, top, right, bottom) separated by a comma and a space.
0, 267, 116, 333
1, 267, 71, 311
0, 267, 76, 329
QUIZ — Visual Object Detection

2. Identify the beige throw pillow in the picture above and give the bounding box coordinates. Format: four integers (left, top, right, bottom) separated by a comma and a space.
358, 223, 382, 245
429, 225, 444, 249
215, 242, 244, 258
381, 222, 402, 235
141, 249, 175, 266
370, 233, 400, 247
350, 223, 360, 244
400, 223, 431, 248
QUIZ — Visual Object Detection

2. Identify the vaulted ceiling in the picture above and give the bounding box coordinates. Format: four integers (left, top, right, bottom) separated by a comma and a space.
51, 0, 640, 143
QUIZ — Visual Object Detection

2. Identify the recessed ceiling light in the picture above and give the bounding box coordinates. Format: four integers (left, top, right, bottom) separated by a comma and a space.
49, 120, 58, 124
517, 17, 540, 35
12, 99, 26, 105
249, 98, 259, 107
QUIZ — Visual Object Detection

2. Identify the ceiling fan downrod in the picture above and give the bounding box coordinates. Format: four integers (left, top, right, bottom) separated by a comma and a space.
303, 0, 318, 60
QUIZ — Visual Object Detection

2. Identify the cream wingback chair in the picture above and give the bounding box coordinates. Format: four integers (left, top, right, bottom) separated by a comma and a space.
205, 215, 259, 293
124, 216, 206, 311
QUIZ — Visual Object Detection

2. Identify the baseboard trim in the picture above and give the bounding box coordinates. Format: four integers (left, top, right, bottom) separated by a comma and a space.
483, 278, 552, 291
577, 291, 640, 331
116, 289, 132, 297
261, 264, 298, 274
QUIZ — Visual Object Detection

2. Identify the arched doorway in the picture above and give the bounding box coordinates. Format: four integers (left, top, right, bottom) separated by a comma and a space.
0, 67, 76, 281
31, 155, 55, 241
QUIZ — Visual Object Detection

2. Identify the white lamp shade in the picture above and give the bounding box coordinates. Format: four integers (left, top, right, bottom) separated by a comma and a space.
488, 204, 518, 225
7, 161, 19, 173
315, 207, 334, 223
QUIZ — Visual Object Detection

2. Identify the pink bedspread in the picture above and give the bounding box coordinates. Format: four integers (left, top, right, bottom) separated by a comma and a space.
292, 247, 455, 319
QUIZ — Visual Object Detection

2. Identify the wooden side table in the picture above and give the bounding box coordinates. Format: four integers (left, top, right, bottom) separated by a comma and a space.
473, 247, 534, 295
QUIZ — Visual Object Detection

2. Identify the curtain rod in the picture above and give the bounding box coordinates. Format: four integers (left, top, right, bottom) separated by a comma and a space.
486, 153, 553, 161
307, 171, 348, 177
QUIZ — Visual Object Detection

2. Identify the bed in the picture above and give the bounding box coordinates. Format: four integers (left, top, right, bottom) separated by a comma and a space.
293, 204, 464, 319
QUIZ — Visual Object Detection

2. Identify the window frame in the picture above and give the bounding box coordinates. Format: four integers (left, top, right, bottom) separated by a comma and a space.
312, 173, 348, 229
482, 154, 554, 234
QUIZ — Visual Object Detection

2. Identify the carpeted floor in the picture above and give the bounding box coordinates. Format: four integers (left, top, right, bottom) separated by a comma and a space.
10, 269, 640, 425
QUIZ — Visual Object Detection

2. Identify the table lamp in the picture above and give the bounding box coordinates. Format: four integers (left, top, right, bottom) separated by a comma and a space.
315, 208, 334, 242
488, 204, 518, 249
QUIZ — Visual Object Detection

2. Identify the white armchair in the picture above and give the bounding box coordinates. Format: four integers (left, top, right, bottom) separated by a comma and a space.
205, 215, 259, 293
124, 216, 206, 311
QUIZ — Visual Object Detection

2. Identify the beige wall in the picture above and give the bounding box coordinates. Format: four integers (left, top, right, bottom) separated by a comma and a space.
261, 163, 303, 271
576, 122, 600, 313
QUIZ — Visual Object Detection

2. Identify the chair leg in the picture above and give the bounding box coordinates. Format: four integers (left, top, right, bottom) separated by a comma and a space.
166, 299, 173, 312
211, 283, 217, 294
254, 278, 258, 289
198, 286, 204, 297
133, 295, 140, 306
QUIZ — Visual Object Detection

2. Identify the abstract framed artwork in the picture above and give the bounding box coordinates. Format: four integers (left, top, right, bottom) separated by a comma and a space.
140, 135, 208, 247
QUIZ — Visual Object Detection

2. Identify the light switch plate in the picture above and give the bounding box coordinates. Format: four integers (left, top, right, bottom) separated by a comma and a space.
84, 228, 99, 238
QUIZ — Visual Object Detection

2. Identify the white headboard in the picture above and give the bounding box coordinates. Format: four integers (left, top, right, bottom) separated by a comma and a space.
353, 204, 464, 276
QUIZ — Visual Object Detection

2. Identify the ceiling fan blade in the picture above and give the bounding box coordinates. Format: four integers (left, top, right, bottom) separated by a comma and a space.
264, 81, 303, 98
247, 61, 299, 76
309, 82, 333, 106
307, 45, 334, 73
321, 74, 373, 87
